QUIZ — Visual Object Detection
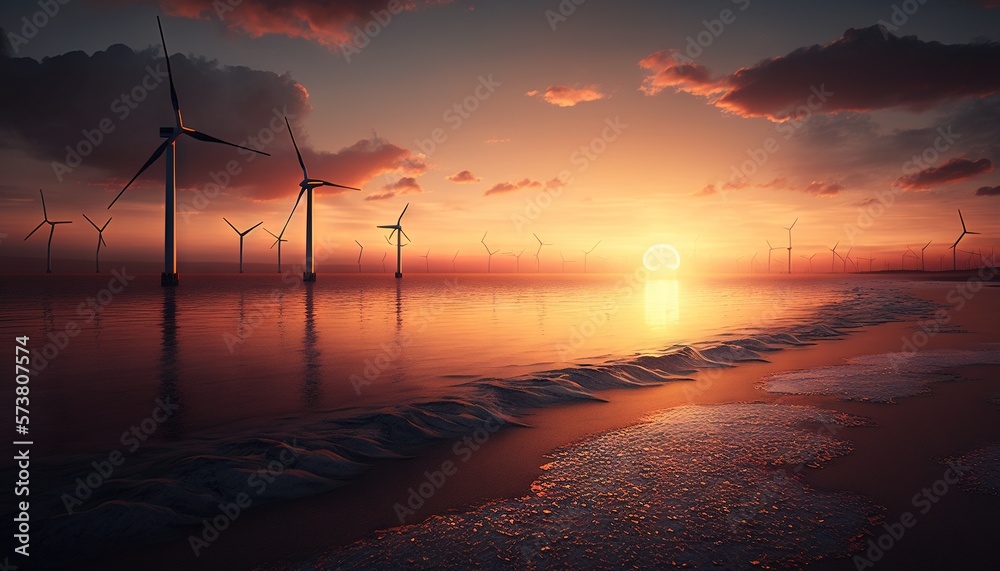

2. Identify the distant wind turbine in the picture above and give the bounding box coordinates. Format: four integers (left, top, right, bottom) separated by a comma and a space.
223, 218, 263, 273
420, 249, 430, 272
559, 250, 576, 273
842, 246, 853, 273
902, 245, 919, 271
800, 253, 817, 273
377, 203, 410, 278
481, 232, 499, 273
82, 213, 111, 273
950, 209, 980, 271
108, 17, 270, 287
751, 251, 759, 273
452, 250, 460, 273
766, 240, 781, 273
25, 189, 72, 273
920, 241, 931, 272
735, 255, 744, 273
784, 217, 798, 274
263, 227, 286, 273
828, 241, 841, 273
504, 249, 526, 273
355, 240, 364, 273
533, 232, 552, 272
581, 241, 601, 273
278, 117, 360, 282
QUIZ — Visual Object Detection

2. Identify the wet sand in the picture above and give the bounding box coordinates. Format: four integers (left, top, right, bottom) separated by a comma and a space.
88, 276, 1000, 570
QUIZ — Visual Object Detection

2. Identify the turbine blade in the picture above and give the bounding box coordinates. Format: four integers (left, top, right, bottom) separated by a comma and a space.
318, 180, 361, 191
223, 217, 239, 233
247, 221, 264, 234
100, 218, 112, 231
958, 209, 967, 232
83, 213, 99, 231
400, 229, 411, 242
109, 136, 174, 208
397, 203, 409, 225
186, 129, 270, 156
156, 17, 182, 125
24, 221, 45, 240
101, 235, 108, 248
39, 189, 48, 220
533, 233, 542, 245
285, 116, 308, 178
263, 228, 279, 239
355, 240, 362, 248
278, 187, 307, 239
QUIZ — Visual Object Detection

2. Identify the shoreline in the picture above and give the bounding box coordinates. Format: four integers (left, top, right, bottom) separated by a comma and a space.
84, 277, 1000, 570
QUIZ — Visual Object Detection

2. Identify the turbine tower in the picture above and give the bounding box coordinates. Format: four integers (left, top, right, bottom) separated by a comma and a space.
582, 241, 601, 273
25, 189, 72, 273
355, 240, 364, 273
828, 241, 841, 273
82, 213, 111, 273
223, 218, 263, 273
108, 16, 270, 287
278, 117, 360, 282
766, 240, 781, 273
263, 227, 286, 273
377, 203, 410, 278
481, 232, 499, 273
950, 209, 980, 271
784, 217, 798, 274
920, 241, 931, 271
533, 232, 552, 272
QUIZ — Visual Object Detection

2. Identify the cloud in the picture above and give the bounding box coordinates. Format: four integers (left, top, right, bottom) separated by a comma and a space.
366, 176, 423, 200
802, 181, 843, 196
141, 0, 454, 48
446, 170, 480, 183
483, 178, 547, 196
640, 26, 1000, 120
976, 185, 1000, 196
694, 178, 748, 197
484, 137, 510, 144
526, 84, 608, 107
894, 158, 994, 190
756, 177, 788, 189
0, 44, 425, 202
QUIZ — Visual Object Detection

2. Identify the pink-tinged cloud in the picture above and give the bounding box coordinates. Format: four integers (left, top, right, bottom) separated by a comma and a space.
483, 178, 544, 196
802, 181, 843, 196
640, 26, 1000, 120
145, 0, 454, 48
365, 176, 423, 201
526, 85, 609, 107
695, 178, 748, 197
447, 170, 480, 183
975, 185, 1000, 196
894, 158, 994, 190
756, 177, 788, 189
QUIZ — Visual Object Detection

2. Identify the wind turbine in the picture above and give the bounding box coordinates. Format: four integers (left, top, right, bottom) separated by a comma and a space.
559, 251, 576, 273
950, 209, 980, 271
377, 203, 410, 278
223, 218, 262, 273
800, 253, 817, 273
533, 232, 552, 272
452, 250, 459, 273
354, 240, 364, 273
581, 241, 601, 273
920, 241, 931, 271
481, 232, 499, 273
766, 240, 781, 273
902, 245, 919, 271
420, 249, 430, 273
263, 227, 286, 273
82, 213, 111, 273
751, 251, 759, 273
108, 17, 270, 287
842, 246, 853, 273
735, 255, 744, 274
25, 189, 72, 273
784, 217, 798, 275
504, 249, 526, 273
278, 117, 361, 282
828, 242, 841, 273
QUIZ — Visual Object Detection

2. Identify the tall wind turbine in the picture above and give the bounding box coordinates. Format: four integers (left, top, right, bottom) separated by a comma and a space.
420, 249, 430, 272
766, 240, 781, 273
278, 117, 360, 282
25, 189, 72, 273
82, 213, 112, 273
223, 218, 262, 273
481, 232, 499, 273
263, 227, 286, 273
533, 232, 552, 272
784, 218, 798, 274
920, 241, 931, 271
355, 240, 364, 273
582, 241, 601, 273
828, 241, 841, 273
950, 209, 980, 270
108, 17, 270, 287
377, 203, 410, 278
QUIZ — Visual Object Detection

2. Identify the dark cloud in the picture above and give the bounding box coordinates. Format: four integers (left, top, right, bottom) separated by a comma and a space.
640, 26, 1000, 121
802, 181, 843, 196
0, 44, 424, 201
976, 185, 1000, 196
894, 158, 994, 190
446, 170, 479, 183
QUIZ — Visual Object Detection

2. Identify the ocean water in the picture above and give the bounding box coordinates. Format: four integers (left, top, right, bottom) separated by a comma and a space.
0, 273, 941, 566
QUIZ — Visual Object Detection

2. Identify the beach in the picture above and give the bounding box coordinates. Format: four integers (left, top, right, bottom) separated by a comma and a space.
63, 274, 1000, 570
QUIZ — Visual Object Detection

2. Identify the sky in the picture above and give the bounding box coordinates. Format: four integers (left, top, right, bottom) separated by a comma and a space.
2, 0, 1000, 273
